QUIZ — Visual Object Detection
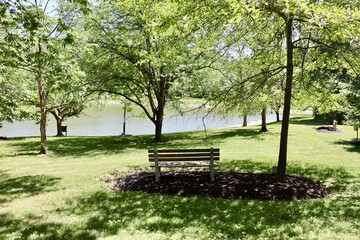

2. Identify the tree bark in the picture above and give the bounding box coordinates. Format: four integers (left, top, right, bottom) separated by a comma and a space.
36, 33, 48, 154
38, 77, 48, 154
154, 104, 164, 142
275, 98, 282, 123
56, 119, 64, 136
259, 108, 268, 132
56, 116, 64, 137
152, 67, 167, 143
242, 114, 247, 127
154, 120, 163, 143
276, 18, 294, 181
275, 111, 280, 122
50, 111, 64, 137
153, 93, 165, 143
122, 101, 127, 135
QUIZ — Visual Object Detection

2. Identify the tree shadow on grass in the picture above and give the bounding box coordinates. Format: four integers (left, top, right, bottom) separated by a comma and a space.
5, 135, 155, 158
334, 140, 360, 153
288, 117, 325, 126
58, 187, 358, 239
2, 188, 358, 239
0, 213, 96, 240
1, 160, 359, 239
0, 172, 61, 204
208, 128, 272, 142
64, 160, 357, 238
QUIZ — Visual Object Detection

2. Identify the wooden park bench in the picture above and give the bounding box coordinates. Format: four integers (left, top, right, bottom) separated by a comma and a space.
148, 148, 220, 182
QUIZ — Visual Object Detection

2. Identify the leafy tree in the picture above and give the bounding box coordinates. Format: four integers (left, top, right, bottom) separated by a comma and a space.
82, 0, 230, 142
225, 0, 360, 180
48, 67, 90, 137
0, 0, 85, 153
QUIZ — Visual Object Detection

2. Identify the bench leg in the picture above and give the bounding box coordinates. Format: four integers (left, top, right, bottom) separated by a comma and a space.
210, 166, 215, 181
155, 166, 161, 182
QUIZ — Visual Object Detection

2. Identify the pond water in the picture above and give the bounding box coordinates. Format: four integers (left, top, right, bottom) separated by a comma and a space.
0, 104, 282, 137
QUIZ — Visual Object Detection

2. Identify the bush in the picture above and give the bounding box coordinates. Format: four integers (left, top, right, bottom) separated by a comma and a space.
314, 111, 346, 124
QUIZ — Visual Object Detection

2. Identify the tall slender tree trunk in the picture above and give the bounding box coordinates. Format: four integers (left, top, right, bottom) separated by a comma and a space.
122, 101, 127, 135
259, 108, 268, 132
276, 18, 294, 181
242, 114, 248, 127
37, 37, 48, 153
38, 77, 48, 154
36, 35, 49, 154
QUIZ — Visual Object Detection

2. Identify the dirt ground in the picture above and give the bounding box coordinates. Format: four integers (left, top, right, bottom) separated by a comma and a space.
110, 171, 327, 201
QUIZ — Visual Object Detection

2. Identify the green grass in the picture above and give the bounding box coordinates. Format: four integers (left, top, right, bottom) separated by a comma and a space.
0, 117, 359, 239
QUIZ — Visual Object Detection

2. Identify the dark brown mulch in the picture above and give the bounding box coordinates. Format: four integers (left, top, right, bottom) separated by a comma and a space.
110, 171, 327, 201
316, 126, 342, 133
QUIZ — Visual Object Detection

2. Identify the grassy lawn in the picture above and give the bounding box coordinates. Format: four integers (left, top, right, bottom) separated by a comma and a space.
0, 117, 359, 239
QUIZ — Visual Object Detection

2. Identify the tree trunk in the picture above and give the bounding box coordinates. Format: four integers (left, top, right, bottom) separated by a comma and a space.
154, 119, 163, 143
276, 18, 294, 181
50, 111, 64, 137
56, 117, 64, 137
36, 35, 48, 154
154, 99, 165, 143
275, 111, 280, 122
275, 100, 281, 122
259, 108, 268, 132
242, 114, 248, 127
153, 67, 167, 143
122, 100, 127, 135
38, 78, 48, 154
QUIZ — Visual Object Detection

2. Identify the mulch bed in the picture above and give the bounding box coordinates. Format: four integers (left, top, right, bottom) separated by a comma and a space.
110, 171, 327, 201
316, 126, 342, 133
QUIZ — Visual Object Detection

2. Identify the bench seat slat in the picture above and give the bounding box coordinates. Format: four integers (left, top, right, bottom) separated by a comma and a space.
148, 153, 220, 158
150, 161, 220, 167
148, 149, 219, 153
149, 156, 220, 161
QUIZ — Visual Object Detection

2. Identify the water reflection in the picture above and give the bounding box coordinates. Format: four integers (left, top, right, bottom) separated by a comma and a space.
0, 104, 281, 137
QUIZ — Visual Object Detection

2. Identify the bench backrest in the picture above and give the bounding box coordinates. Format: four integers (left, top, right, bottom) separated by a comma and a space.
148, 148, 220, 162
